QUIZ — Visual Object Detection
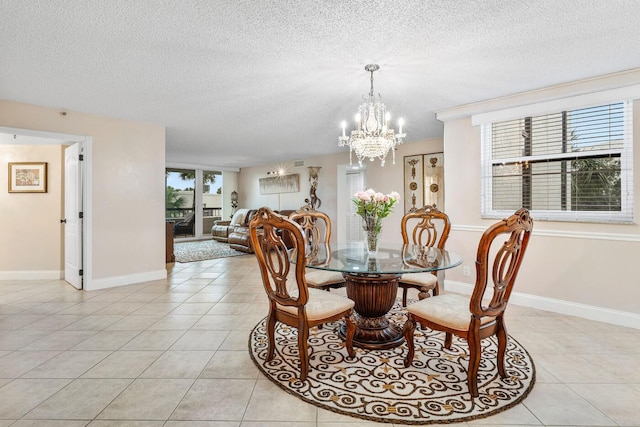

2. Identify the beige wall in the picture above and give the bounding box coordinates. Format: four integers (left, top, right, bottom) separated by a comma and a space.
0, 144, 64, 274
0, 100, 166, 290
440, 82, 640, 317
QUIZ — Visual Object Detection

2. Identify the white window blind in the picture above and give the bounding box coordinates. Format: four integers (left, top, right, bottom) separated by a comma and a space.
481, 100, 633, 223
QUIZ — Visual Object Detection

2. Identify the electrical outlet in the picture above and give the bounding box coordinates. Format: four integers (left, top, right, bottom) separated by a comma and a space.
462, 266, 471, 277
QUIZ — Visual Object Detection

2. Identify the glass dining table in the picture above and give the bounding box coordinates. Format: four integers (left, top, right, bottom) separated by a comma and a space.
294, 242, 462, 350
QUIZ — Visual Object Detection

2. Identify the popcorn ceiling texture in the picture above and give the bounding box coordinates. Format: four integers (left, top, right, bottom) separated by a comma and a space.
2, 0, 640, 167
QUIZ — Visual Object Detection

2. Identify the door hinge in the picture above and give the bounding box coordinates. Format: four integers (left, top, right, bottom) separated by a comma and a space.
79, 269, 83, 276
79, 154, 84, 161
79, 212, 84, 219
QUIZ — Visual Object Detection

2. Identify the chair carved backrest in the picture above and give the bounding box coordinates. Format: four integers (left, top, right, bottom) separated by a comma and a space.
249, 207, 309, 308
289, 207, 332, 264
401, 204, 451, 249
470, 208, 533, 318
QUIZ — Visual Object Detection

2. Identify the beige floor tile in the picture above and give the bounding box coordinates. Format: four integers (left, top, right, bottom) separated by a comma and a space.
467, 402, 541, 424
192, 314, 244, 330
11, 420, 89, 426
169, 330, 229, 350
534, 352, 624, 384
119, 330, 185, 350
93, 302, 147, 315
21, 350, 111, 378
140, 350, 214, 378
0, 350, 61, 378
81, 350, 162, 378
170, 378, 255, 421
57, 302, 113, 315
0, 378, 71, 418
22, 314, 86, 330
22, 330, 97, 351
166, 422, 240, 427
0, 314, 49, 330
569, 383, 640, 426
26, 378, 132, 419
62, 315, 124, 331
88, 421, 164, 426
200, 350, 260, 379
218, 330, 252, 351
523, 383, 616, 425
243, 379, 316, 422
170, 303, 215, 315
147, 314, 202, 330
70, 330, 141, 351
105, 315, 163, 331
132, 303, 181, 315
0, 330, 50, 350
98, 378, 193, 420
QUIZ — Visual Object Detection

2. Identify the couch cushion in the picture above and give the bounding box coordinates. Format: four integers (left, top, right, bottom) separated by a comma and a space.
231, 209, 249, 225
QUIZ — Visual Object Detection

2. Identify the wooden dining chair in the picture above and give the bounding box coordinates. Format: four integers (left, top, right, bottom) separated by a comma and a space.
403, 208, 533, 397
249, 207, 356, 381
398, 205, 451, 306
288, 206, 346, 291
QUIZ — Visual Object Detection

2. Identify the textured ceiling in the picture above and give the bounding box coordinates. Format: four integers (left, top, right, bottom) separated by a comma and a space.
2, 0, 640, 168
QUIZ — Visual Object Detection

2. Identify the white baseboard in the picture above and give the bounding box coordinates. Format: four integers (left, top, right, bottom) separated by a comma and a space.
85, 269, 167, 291
444, 280, 640, 330
0, 270, 63, 280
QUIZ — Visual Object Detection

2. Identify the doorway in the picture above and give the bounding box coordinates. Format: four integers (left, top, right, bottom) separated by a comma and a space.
336, 164, 366, 245
0, 127, 89, 288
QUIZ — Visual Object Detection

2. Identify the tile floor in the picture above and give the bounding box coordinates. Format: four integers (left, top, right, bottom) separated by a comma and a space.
0, 255, 639, 426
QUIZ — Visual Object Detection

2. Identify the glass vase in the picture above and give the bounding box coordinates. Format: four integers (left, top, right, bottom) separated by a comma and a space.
365, 228, 380, 256
362, 215, 381, 256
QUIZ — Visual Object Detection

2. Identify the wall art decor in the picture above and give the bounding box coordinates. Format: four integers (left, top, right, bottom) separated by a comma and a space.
424, 152, 444, 209
403, 153, 444, 213
8, 162, 48, 193
403, 155, 424, 213
259, 173, 300, 195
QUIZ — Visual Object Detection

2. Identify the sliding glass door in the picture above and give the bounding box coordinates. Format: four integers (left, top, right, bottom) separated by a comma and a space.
166, 168, 223, 240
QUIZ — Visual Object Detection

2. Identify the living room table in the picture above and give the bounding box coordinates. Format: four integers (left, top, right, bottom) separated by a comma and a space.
295, 242, 462, 350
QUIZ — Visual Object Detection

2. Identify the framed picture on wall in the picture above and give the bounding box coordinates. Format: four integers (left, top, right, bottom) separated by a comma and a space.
259, 173, 300, 195
8, 162, 48, 193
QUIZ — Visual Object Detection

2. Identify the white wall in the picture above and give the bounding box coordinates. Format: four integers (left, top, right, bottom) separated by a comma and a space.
0, 100, 167, 290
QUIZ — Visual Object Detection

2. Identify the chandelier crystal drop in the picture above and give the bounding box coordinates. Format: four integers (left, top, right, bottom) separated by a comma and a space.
339, 64, 406, 166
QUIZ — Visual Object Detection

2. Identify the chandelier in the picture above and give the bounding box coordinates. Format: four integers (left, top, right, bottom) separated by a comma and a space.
338, 64, 406, 166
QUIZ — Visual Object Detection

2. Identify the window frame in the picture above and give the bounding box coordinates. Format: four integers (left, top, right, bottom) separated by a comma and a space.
480, 100, 634, 223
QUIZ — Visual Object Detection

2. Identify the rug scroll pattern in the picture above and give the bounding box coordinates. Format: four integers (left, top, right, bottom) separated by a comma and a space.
249, 302, 535, 424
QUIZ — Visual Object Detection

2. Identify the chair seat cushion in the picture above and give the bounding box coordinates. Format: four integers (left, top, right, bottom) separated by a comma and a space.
305, 269, 345, 288
406, 293, 495, 331
399, 272, 437, 287
278, 288, 354, 321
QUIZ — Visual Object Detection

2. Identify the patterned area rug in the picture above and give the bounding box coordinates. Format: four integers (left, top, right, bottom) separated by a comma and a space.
174, 239, 247, 263
249, 301, 535, 424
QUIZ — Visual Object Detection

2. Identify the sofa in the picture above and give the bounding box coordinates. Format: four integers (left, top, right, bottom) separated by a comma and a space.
220, 208, 296, 253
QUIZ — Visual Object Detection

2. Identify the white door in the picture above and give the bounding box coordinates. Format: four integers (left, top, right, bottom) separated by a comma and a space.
64, 143, 83, 289
345, 170, 365, 243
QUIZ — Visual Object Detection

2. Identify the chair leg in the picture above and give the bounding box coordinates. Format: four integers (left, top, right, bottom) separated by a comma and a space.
403, 313, 417, 367
298, 319, 310, 381
496, 316, 508, 378
265, 308, 276, 362
444, 332, 452, 349
402, 286, 408, 307
344, 312, 356, 359
467, 322, 482, 398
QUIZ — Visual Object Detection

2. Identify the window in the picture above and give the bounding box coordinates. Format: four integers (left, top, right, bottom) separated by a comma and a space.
481, 101, 633, 223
